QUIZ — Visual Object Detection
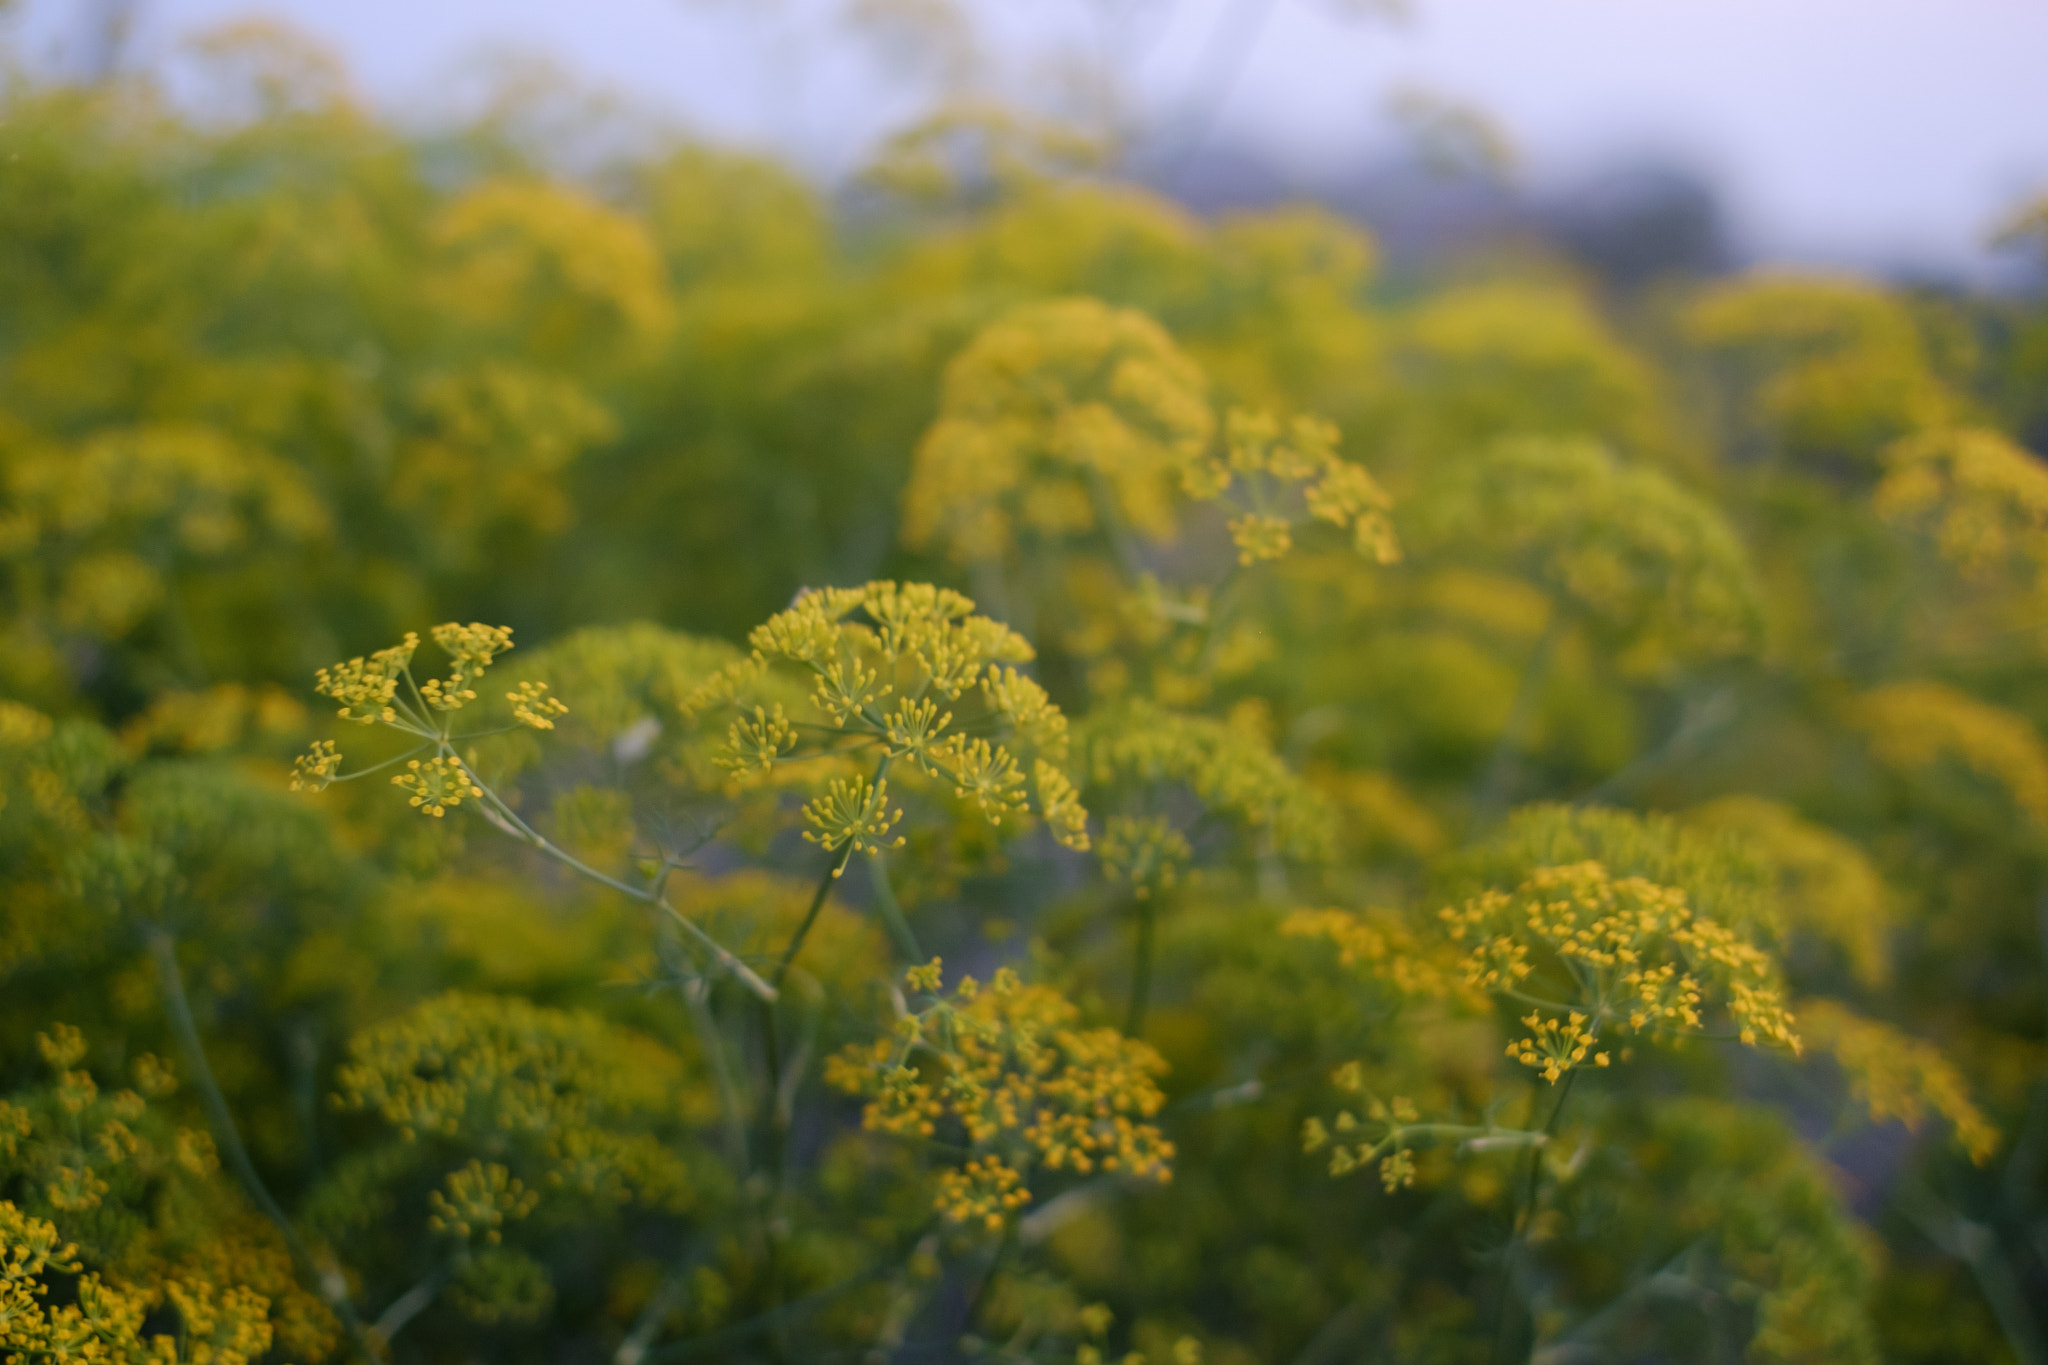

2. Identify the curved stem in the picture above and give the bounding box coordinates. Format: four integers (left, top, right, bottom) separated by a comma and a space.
469, 782, 777, 1002
866, 849, 923, 964
149, 929, 384, 1364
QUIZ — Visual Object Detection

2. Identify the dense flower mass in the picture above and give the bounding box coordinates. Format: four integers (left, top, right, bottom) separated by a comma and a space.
1440, 861, 1802, 1076
686, 580, 1092, 859
826, 966, 1174, 1232
2, 47, 2043, 1365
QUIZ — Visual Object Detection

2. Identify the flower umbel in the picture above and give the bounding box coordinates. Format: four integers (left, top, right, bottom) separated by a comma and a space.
825, 966, 1173, 1234
507, 681, 569, 730
290, 740, 343, 792
802, 773, 906, 867
393, 756, 484, 818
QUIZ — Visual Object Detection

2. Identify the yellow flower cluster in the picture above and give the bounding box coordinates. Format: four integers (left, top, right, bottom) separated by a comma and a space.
1077, 701, 1336, 862
1853, 680, 2048, 833
0, 1028, 333, 1365
1280, 907, 1455, 1000
1876, 427, 2048, 584
288, 739, 342, 793
506, 680, 569, 730
1507, 1010, 1612, 1083
824, 966, 1173, 1233
902, 300, 1397, 579
801, 773, 907, 860
1097, 815, 1191, 899
686, 581, 1091, 856
428, 1160, 541, 1244
332, 993, 701, 1212
392, 755, 485, 817
1192, 409, 1399, 566
314, 631, 418, 724
1418, 436, 1764, 665
421, 622, 515, 711
1686, 796, 1894, 988
1686, 274, 1959, 457
932, 1155, 1032, 1231
902, 298, 1214, 562
1303, 1090, 1426, 1188
1440, 861, 1800, 1082
295, 622, 568, 817
430, 177, 676, 353
1798, 1001, 1999, 1165
0, 1202, 278, 1365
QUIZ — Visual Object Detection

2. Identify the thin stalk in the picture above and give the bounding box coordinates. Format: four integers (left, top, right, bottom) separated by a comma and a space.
776, 752, 893, 985
1125, 895, 1156, 1038
616, 1249, 704, 1365
371, 1264, 450, 1345
471, 784, 776, 1002
683, 982, 750, 1177
866, 849, 923, 964
1494, 1069, 1581, 1365
776, 849, 853, 988
149, 929, 383, 1364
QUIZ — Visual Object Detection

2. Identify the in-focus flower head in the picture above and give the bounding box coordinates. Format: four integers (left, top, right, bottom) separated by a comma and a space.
1439, 860, 1800, 1081
289, 739, 343, 792
393, 756, 484, 818
688, 581, 1090, 852
314, 632, 418, 724
825, 966, 1173, 1234
422, 622, 515, 711
507, 680, 569, 730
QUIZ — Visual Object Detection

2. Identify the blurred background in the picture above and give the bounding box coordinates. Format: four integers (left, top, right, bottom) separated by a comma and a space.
23, 0, 2048, 286
4, 3, 2048, 1362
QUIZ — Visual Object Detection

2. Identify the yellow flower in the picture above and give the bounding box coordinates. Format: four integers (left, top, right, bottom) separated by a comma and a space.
506, 680, 569, 731
392, 756, 484, 818
289, 739, 343, 792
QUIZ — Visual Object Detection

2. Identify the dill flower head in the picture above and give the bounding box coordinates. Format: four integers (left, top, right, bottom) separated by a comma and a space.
1098, 814, 1191, 899
428, 1161, 540, 1245
801, 772, 906, 865
1075, 699, 1337, 877
314, 632, 418, 724
506, 680, 569, 730
391, 756, 484, 817
687, 580, 1091, 852
824, 967, 1174, 1234
1440, 860, 1801, 1081
1798, 1000, 1998, 1165
902, 298, 1214, 564
1876, 427, 2048, 585
421, 622, 515, 711
289, 739, 343, 793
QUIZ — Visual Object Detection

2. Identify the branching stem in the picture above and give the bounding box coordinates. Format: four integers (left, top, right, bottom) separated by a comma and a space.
148, 929, 384, 1364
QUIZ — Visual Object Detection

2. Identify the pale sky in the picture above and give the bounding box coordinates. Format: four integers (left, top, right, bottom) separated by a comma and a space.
20, 0, 2048, 281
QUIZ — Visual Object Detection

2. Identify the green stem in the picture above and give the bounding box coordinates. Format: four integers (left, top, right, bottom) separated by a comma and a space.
1494, 1069, 1580, 1365
469, 780, 777, 1002
776, 849, 853, 989
1125, 896, 1156, 1038
149, 929, 384, 1364
866, 849, 923, 964
683, 982, 750, 1178
778, 753, 895, 985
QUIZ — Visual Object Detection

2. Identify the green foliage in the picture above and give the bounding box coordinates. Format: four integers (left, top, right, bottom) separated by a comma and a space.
2, 32, 2045, 1365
